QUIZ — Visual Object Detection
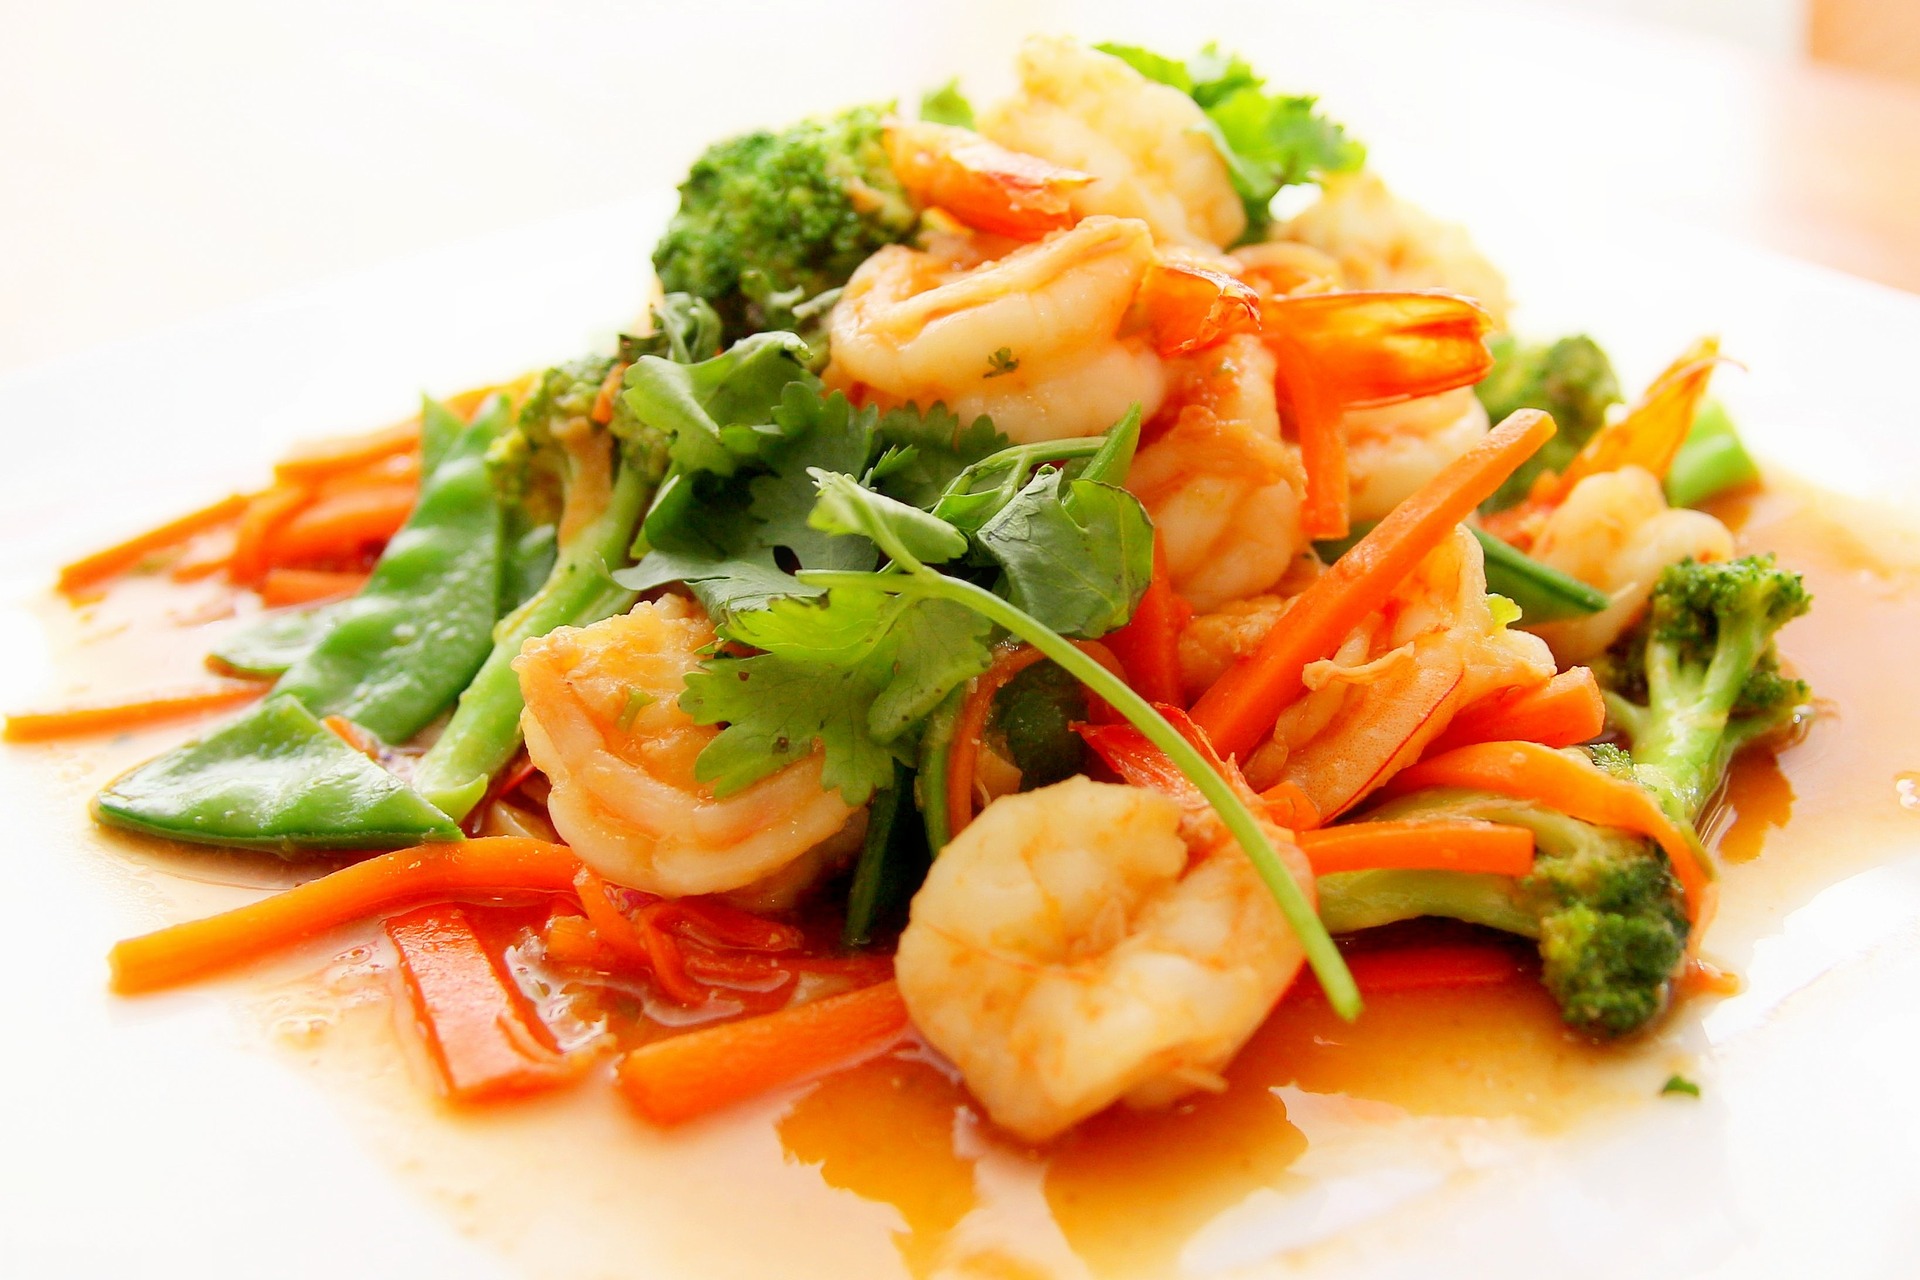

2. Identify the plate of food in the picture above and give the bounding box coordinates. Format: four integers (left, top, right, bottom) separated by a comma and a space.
5, 29, 1920, 1280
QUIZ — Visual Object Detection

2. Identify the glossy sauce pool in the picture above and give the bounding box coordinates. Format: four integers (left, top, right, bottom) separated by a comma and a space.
13, 477, 1920, 1279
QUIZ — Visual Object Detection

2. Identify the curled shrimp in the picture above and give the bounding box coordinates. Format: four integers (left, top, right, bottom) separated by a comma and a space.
1243, 527, 1556, 817
1345, 386, 1490, 525
825, 215, 1167, 443
515, 597, 864, 901
980, 36, 1247, 249
1127, 334, 1309, 611
895, 776, 1309, 1143
1523, 466, 1735, 663
884, 118, 1093, 239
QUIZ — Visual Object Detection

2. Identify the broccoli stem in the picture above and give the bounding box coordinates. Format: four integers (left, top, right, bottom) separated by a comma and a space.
1635, 614, 1769, 822
413, 464, 653, 819
1317, 869, 1540, 937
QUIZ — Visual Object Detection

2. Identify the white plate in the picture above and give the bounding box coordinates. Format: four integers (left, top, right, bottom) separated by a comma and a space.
6, 22, 1920, 1280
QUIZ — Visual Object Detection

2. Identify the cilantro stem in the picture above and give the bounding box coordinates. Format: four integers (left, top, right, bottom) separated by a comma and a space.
802, 566, 1361, 1020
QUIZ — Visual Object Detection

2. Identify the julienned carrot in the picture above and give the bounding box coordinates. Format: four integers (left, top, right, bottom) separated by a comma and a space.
4, 682, 268, 742
1426, 667, 1606, 756
108, 837, 581, 994
1272, 332, 1349, 540
590, 361, 630, 426
573, 867, 707, 1005
258, 568, 370, 607
273, 420, 421, 484
1298, 818, 1535, 877
616, 980, 910, 1125
947, 644, 1051, 837
1378, 740, 1715, 924
1192, 409, 1557, 760
1099, 542, 1191, 707
265, 484, 417, 565
1296, 943, 1524, 1000
57, 493, 251, 594
1538, 338, 1720, 504
386, 904, 576, 1103
229, 483, 314, 584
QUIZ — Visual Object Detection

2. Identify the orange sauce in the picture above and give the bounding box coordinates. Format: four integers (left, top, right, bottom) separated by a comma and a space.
12, 476, 1920, 1278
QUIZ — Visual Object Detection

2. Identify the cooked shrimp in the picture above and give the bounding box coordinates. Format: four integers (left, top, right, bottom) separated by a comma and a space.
1127, 334, 1310, 611
980, 36, 1246, 249
1230, 240, 1346, 298
825, 215, 1166, 443
514, 597, 863, 900
1524, 466, 1736, 662
1345, 386, 1489, 525
1276, 171, 1512, 328
895, 776, 1308, 1143
1176, 592, 1292, 702
1243, 527, 1556, 817
883, 117, 1092, 239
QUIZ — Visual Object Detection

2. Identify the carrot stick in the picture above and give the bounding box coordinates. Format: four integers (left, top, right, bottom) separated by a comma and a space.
1426, 667, 1606, 757
386, 904, 576, 1103
1377, 740, 1715, 924
616, 980, 910, 1125
258, 568, 369, 607
57, 493, 252, 595
573, 868, 708, 1005
1298, 818, 1535, 877
264, 484, 416, 566
1272, 332, 1350, 540
273, 420, 421, 485
1191, 409, 1557, 760
229, 482, 315, 585
1296, 943, 1524, 999
5, 682, 268, 742
1099, 541, 1192, 707
108, 837, 580, 993
947, 644, 1051, 837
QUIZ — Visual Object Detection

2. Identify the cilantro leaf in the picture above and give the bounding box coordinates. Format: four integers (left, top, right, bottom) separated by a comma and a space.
868, 402, 1007, 508
975, 469, 1153, 638
620, 330, 812, 476
866, 598, 994, 741
808, 469, 968, 566
1096, 41, 1365, 237
919, 80, 975, 129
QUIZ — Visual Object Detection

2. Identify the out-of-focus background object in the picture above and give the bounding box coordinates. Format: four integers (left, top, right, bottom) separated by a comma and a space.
4, 0, 1920, 374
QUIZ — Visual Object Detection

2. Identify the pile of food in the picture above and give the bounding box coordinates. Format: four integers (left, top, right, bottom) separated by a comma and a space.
21, 36, 1807, 1145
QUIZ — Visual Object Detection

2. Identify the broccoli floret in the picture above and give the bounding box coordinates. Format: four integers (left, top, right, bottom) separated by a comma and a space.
1318, 787, 1688, 1037
487, 354, 617, 529
1476, 334, 1622, 511
1598, 554, 1811, 821
652, 106, 919, 342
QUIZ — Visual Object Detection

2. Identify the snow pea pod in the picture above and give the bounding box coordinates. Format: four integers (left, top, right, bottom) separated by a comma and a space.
274, 398, 509, 742
93, 695, 460, 854
207, 602, 346, 678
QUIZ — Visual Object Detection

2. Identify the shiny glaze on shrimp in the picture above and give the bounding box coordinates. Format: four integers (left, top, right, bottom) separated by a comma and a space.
1243, 527, 1556, 817
514, 597, 863, 901
895, 777, 1309, 1143
1127, 334, 1309, 611
824, 215, 1167, 444
980, 36, 1246, 249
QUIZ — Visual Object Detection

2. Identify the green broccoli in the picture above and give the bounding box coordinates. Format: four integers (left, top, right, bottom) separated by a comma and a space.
1597, 554, 1812, 822
1318, 787, 1689, 1037
1476, 334, 1622, 511
652, 106, 919, 342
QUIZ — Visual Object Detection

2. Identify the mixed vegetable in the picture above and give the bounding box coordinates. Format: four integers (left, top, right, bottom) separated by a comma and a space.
16, 36, 1806, 1147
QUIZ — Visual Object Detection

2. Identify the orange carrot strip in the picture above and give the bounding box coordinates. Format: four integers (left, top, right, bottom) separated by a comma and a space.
591, 361, 629, 426
1539, 338, 1721, 503
1272, 331, 1349, 540
57, 493, 252, 594
258, 568, 369, 607
1077, 703, 1293, 828
1426, 667, 1607, 757
264, 484, 417, 566
1100, 541, 1192, 707
947, 644, 1052, 838
616, 980, 910, 1125
386, 904, 576, 1103
1192, 409, 1558, 760
1378, 740, 1714, 925
573, 868, 708, 1005
4, 682, 267, 742
108, 837, 581, 994
229, 482, 315, 585
1268, 292, 1496, 407
1296, 943, 1524, 1000
273, 420, 421, 484
1140, 260, 1262, 358
1298, 818, 1535, 877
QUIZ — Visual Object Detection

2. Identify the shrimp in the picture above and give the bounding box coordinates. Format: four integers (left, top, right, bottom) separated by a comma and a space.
514, 596, 864, 901
883, 117, 1093, 240
1127, 334, 1310, 611
1243, 527, 1556, 817
895, 776, 1309, 1143
1276, 171, 1512, 328
1523, 466, 1736, 663
1345, 386, 1489, 525
979, 36, 1247, 250
825, 215, 1166, 443
1176, 592, 1292, 703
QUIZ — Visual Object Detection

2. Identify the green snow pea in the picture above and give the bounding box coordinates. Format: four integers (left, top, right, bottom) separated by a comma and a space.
93, 695, 460, 854
273, 397, 509, 742
207, 602, 347, 678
